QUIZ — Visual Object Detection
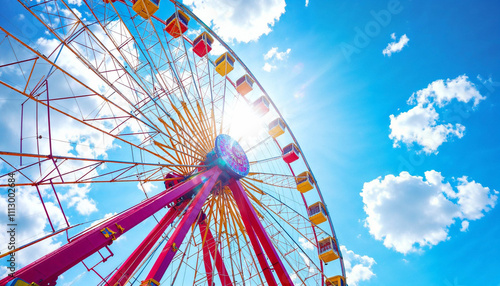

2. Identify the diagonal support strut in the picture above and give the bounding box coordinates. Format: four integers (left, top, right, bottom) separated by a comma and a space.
228, 178, 294, 286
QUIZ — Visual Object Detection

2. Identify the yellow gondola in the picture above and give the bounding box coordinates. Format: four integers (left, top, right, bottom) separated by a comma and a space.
326, 275, 346, 286
235, 74, 254, 96
132, 0, 160, 19
5, 278, 39, 286
318, 237, 339, 263
140, 278, 160, 286
295, 171, 314, 193
215, 52, 235, 76
308, 202, 327, 225
268, 118, 286, 138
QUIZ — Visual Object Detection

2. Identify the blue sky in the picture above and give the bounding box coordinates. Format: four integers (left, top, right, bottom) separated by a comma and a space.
224, 0, 500, 285
1, 0, 499, 285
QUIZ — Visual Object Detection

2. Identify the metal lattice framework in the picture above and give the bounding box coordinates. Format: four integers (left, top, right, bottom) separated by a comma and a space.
0, 0, 346, 285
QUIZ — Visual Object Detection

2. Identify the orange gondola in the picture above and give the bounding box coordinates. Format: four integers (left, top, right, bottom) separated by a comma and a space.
165, 10, 190, 38
236, 74, 254, 96
132, 0, 160, 19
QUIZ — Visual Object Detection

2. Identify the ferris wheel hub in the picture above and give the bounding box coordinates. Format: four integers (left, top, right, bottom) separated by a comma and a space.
211, 134, 249, 179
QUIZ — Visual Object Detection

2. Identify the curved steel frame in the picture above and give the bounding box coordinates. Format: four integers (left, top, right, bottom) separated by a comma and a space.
169, 0, 346, 279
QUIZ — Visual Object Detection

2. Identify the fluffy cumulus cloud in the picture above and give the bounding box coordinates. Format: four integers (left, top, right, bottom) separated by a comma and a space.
341, 246, 376, 286
264, 47, 291, 61
383, 33, 409, 56
183, 0, 286, 43
390, 75, 485, 154
409, 75, 485, 107
263, 47, 291, 72
0, 185, 66, 267
60, 184, 98, 216
389, 104, 465, 153
361, 171, 497, 254
299, 237, 315, 251
137, 181, 159, 194
263, 62, 277, 72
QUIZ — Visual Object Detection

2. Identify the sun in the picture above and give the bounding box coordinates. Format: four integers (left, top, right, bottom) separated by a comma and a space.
225, 99, 267, 146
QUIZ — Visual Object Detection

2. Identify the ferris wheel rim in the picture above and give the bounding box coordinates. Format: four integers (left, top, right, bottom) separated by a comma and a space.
170, 0, 346, 276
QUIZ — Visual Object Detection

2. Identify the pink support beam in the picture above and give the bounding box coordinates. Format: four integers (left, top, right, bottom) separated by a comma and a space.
201, 233, 214, 286
108, 200, 191, 286
198, 217, 233, 286
240, 218, 277, 286
0, 167, 220, 286
145, 167, 222, 283
228, 179, 294, 286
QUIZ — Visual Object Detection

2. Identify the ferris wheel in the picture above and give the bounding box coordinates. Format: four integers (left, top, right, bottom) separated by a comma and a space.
0, 0, 346, 285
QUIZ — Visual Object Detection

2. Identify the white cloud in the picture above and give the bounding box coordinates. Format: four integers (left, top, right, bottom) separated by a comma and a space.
0, 266, 8, 278
389, 75, 485, 153
87, 212, 117, 230
454, 177, 498, 220
460, 221, 469, 232
409, 75, 485, 107
18, 14, 25, 20
341, 246, 376, 286
58, 184, 97, 216
209, 40, 226, 56
183, 0, 286, 43
389, 104, 465, 154
67, 0, 83, 6
298, 237, 314, 251
383, 34, 409, 56
138, 181, 159, 194
263, 47, 290, 72
305, 0, 309, 7
263, 62, 277, 72
0, 186, 65, 267
361, 171, 497, 254
264, 47, 291, 61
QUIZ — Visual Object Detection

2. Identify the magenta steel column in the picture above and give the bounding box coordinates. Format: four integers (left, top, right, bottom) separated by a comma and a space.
198, 220, 233, 286
229, 179, 294, 286
201, 235, 214, 286
0, 168, 219, 286
145, 167, 222, 283
108, 200, 190, 286
241, 218, 278, 286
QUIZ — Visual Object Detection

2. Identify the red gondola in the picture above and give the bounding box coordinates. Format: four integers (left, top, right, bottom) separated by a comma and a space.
193, 32, 214, 57
282, 143, 300, 164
